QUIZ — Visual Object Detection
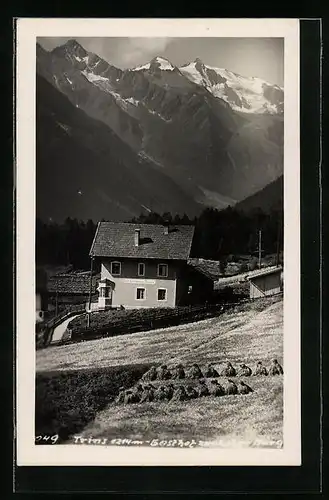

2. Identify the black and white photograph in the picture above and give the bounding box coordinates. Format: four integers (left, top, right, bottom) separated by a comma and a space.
16, 18, 300, 467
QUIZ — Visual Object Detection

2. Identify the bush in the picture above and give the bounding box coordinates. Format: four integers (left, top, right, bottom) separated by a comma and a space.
238, 263, 249, 273
248, 257, 258, 271
219, 259, 228, 275
35, 363, 152, 443
36, 324, 52, 348
215, 282, 250, 301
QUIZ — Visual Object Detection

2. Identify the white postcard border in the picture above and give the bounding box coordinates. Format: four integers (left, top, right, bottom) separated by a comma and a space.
15, 17, 300, 466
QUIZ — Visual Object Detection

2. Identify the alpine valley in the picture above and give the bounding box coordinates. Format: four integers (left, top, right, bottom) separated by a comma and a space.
36, 39, 284, 222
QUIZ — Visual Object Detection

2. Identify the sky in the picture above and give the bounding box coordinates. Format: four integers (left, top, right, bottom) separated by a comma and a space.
38, 37, 284, 87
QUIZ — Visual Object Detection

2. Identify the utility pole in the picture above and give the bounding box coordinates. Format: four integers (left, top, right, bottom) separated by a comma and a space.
87, 256, 94, 328
258, 230, 262, 269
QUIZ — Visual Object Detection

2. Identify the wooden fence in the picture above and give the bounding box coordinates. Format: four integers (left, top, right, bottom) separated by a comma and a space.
38, 294, 282, 349
62, 300, 251, 345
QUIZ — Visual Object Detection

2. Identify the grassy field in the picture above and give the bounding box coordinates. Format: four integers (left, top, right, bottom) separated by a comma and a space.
36, 295, 282, 372
36, 296, 283, 448
73, 376, 283, 448
35, 363, 152, 443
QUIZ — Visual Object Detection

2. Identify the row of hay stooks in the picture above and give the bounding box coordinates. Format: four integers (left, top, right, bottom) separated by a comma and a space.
116, 359, 283, 405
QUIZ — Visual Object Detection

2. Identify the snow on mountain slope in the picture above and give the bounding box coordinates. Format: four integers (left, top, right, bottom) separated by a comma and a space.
81, 69, 140, 111
81, 70, 110, 83
36, 40, 284, 219
179, 59, 283, 115
74, 55, 89, 64
133, 56, 176, 72
129, 55, 283, 115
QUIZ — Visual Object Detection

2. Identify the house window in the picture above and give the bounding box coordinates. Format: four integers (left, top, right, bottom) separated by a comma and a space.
111, 261, 121, 276
157, 288, 167, 301
138, 262, 145, 276
136, 288, 146, 300
157, 263, 168, 277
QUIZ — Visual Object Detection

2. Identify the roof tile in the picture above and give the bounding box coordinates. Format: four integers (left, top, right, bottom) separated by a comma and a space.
90, 222, 195, 260
48, 273, 99, 294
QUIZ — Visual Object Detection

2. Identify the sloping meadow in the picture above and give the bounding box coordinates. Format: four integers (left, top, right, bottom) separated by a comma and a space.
75, 376, 283, 448
35, 363, 152, 444
35, 297, 283, 447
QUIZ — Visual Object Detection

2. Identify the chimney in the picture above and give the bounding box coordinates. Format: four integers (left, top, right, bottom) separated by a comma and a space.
134, 228, 140, 247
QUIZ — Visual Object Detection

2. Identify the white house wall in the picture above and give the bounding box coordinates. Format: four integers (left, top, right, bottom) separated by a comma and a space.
101, 261, 177, 308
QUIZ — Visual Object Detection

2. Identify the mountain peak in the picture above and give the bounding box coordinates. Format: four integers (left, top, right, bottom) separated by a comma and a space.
149, 56, 175, 71
132, 56, 176, 72
179, 60, 284, 115
180, 58, 204, 70
63, 39, 84, 50
152, 56, 171, 63
194, 58, 206, 73
52, 39, 88, 59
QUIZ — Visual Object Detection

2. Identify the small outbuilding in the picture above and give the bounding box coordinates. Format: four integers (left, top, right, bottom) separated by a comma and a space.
47, 271, 100, 309
247, 266, 283, 299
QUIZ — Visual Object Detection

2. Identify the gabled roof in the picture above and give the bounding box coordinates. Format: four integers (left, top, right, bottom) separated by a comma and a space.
48, 273, 100, 294
187, 259, 218, 281
247, 265, 283, 280
90, 222, 195, 260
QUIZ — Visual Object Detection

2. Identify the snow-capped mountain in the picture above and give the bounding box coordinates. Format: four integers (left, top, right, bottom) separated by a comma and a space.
36, 39, 284, 222
133, 56, 176, 72
130, 56, 283, 115
179, 59, 283, 115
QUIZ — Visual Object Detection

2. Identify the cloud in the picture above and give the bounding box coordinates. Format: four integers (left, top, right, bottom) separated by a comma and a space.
37, 37, 70, 50
119, 38, 172, 66
36, 36, 283, 85
37, 36, 172, 68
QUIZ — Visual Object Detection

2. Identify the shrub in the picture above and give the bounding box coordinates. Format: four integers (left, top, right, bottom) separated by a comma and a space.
248, 257, 258, 271
238, 263, 249, 273
35, 363, 152, 443
219, 259, 228, 275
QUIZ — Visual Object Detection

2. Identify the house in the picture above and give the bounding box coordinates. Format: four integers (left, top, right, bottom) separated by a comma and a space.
47, 271, 100, 311
89, 222, 214, 310
247, 266, 283, 299
36, 267, 48, 323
